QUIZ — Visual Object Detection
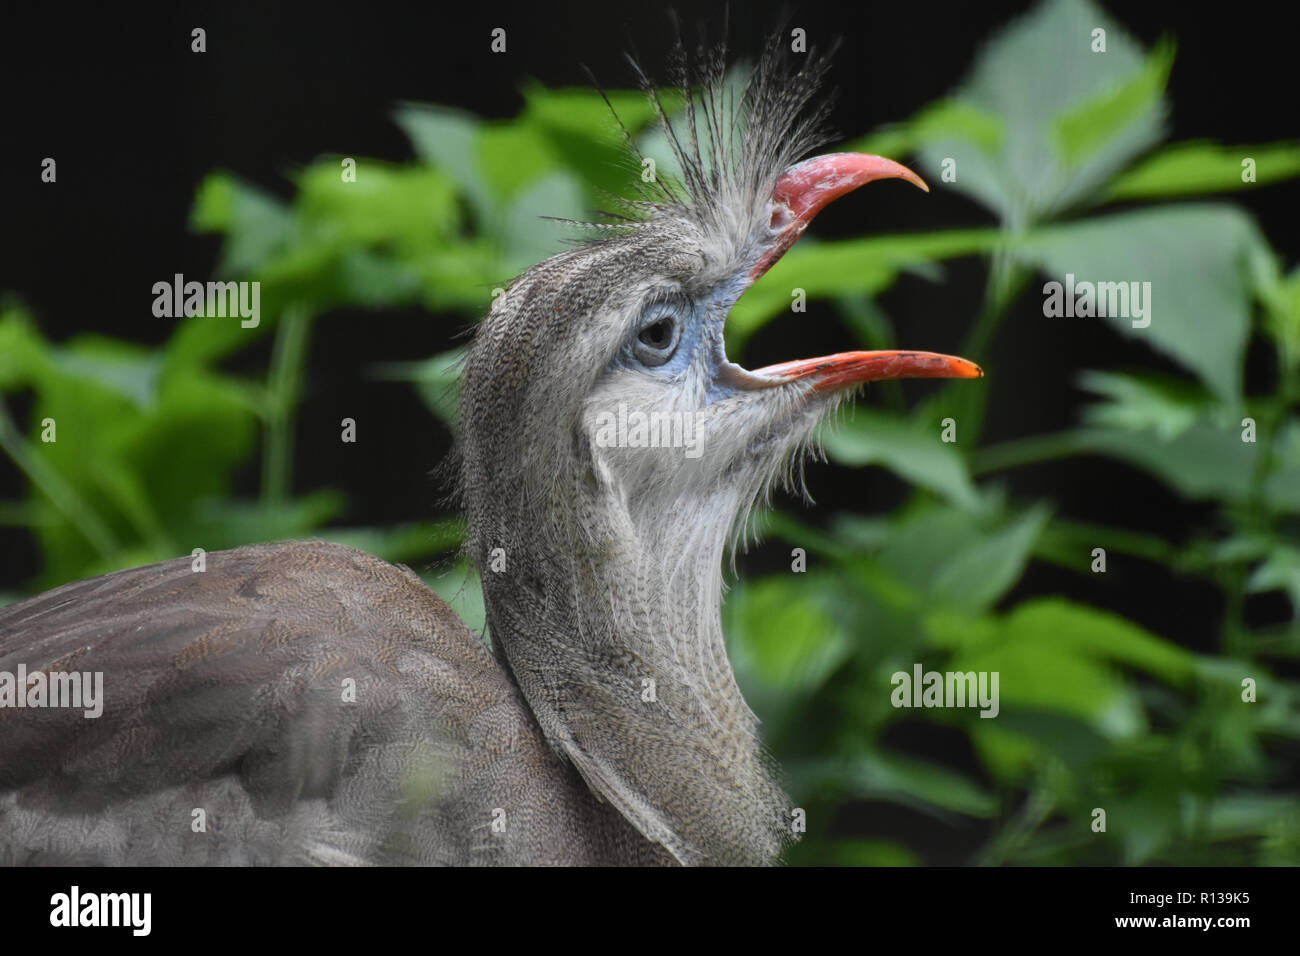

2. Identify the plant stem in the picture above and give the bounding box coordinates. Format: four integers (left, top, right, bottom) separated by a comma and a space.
261, 306, 312, 506
971, 430, 1101, 475
975, 782, 1056, 866
1036, 516, 1178, 567
955, 242, 1027, 446
1224, 338, 1300, 657
0, 400, 119, 559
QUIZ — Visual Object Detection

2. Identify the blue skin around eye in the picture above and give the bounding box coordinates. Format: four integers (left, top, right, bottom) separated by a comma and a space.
617, 274, 750, 406
617, 302, 692, 373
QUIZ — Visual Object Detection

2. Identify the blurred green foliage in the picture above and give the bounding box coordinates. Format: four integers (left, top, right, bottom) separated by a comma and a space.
2, 0, 1298, 864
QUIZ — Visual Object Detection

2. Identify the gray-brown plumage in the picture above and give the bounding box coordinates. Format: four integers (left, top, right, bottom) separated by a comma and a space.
0, 541, 667, 864
0, 35, 978, 865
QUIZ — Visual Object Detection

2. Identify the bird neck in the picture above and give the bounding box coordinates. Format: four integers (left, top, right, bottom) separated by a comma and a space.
476, 483, 791, 865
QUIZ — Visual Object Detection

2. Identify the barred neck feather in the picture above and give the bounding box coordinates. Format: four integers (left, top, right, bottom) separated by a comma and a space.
456, 34, 844, 865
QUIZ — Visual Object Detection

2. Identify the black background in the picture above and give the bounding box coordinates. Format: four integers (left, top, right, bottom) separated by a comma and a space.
2, 1, 1296, 688
0, 864, 1278, 937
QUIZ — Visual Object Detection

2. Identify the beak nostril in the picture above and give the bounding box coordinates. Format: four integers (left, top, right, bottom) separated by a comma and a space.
768, 203, 794, 232
750, 153, 926, 282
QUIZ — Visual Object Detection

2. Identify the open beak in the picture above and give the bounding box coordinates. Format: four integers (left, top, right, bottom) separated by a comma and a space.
740, 152, 982, 390
753, 350, 982, 389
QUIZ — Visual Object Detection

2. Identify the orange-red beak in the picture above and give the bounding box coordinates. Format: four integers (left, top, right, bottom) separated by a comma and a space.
753, 350, 982, 390
749, 152, 929, 281
743, 153, 982, 390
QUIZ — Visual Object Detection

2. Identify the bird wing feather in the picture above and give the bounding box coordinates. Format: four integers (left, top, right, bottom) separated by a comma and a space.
0, 540, 534, 864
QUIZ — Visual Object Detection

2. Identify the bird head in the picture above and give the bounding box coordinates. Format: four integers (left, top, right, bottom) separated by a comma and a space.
456, 36, 981, 865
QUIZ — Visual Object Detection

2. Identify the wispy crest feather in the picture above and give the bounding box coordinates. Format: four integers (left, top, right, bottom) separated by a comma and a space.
593, 25, 839, 247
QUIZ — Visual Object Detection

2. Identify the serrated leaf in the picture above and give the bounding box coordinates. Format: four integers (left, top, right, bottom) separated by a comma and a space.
1016, 205, 1264, 400
1053, 38, 1175, 169
918, 0, 1165, 224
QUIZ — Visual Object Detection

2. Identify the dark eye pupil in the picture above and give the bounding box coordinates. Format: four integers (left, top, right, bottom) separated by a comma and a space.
639, 320, 672, 350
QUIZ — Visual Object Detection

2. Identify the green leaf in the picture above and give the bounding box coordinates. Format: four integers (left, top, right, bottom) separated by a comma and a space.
918, 0, 1166, 224
192, 492, 346, 550
842, 98, 1004, 164
871, 505, 995, 604
1053, 38, 1175, 169
0, 308, 54, 390
1258, 262, 1300, 368
1003, 597, 1199, 685
1106, 141, 1300, 201
1077, 369, 1210, 441
296, 161, 463, 249
1248, 545, 1300, 611
518, 82, 657, 202
323, 520, 465, 564
843, 751, 998, 818
727, 574, 853, 692
45, 339, 162, 410
476, 122, 560, 204
930, 504, 1050, 611
929, 598, 1201, 784
190, 172, 294, 275
822, 408, 980, 509
974, 416, 1300, 514
813, 839, 921, 867
501, 172, 586, 269
1207, 794, 1300, 840
728, 228, 999, 350
1112, 782, 1182, 864
393, 103, 496, 223
1016, 205, 1265, 400
520, 83, 656, 148
14, 355, 264, 586
370, 347, 466, 430
331, 249, 425, 306
424, 560, 486, 637
1083, 423, 1300, 512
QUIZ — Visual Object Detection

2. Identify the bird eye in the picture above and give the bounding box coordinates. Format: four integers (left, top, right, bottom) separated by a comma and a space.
632, 307, 682, 367
639, 319, 673, 350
